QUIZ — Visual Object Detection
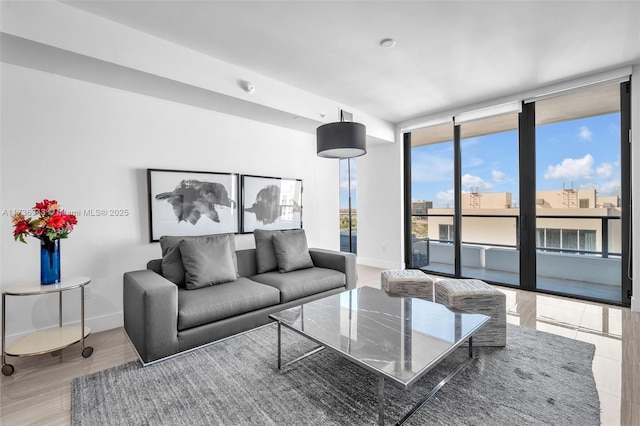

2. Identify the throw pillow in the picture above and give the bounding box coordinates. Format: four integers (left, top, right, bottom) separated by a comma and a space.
254, 229, 280, 273
160, 235, 188, 286
160, 234, 239, 287
179, 235, 237, 289
272, 229, 314, 273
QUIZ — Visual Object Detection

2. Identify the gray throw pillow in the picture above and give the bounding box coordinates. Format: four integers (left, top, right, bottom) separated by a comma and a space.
254, 229, 280, 273
160, 234, 239, 287
160, 235, 188, 286
179, 235, 237, 289
272, 229, 314, 273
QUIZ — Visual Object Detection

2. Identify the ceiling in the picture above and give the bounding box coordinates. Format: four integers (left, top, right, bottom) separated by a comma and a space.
65, 1, 640, 124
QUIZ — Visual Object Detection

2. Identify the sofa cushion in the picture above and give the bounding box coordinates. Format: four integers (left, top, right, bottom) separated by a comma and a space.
180, 235, 237, 289
160, 234, 239, 287
177, 277, 281, 331
254, 229, 279, 273
272, 229, 314, 273
250, 267, 345, 303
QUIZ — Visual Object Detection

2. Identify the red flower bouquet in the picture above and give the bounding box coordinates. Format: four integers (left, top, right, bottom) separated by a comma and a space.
12, 199, 77, 243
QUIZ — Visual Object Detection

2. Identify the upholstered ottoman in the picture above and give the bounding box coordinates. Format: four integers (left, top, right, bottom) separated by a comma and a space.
381, 270, 434, 300
435, 279, 506, 347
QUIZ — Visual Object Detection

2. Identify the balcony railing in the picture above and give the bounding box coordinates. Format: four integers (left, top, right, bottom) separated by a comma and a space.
410, 213, 622, 302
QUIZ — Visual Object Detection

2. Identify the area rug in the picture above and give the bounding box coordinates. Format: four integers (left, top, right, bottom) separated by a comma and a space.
72, 323, 599, 425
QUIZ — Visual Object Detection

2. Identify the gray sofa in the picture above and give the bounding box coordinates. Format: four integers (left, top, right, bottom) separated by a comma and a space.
123, 245, 356, 364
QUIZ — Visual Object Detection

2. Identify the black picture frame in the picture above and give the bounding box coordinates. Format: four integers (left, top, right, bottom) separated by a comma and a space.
147, 168, 239, 242
241, 175, 303, 233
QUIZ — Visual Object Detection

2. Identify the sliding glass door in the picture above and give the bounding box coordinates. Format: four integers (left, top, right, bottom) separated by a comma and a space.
459, 114, 520, 285
534, 82, 625, 303
409, 122, 454, 275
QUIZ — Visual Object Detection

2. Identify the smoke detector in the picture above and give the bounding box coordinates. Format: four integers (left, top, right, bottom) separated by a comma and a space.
240, 80, 255, 93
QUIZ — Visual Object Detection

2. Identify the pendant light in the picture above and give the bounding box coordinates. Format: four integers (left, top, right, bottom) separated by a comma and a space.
316, 110, 367, 158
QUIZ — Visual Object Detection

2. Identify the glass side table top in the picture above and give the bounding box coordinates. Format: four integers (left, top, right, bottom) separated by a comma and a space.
270, 286, 489, 387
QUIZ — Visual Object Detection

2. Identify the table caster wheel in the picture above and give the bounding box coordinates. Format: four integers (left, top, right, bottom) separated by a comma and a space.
82, 347, 93, 358
2, 364, 14, 376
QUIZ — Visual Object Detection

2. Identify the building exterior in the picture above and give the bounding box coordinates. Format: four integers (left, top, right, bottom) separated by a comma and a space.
423, 189, 622, 253
411, 200, 433, 216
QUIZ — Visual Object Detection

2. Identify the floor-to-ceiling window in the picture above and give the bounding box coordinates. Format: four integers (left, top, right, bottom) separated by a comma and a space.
340, 158, 357, 253
534, 83, 625, 302
459, 113, 520, 285
408, 122, 455, 274
405, 79, 631, 306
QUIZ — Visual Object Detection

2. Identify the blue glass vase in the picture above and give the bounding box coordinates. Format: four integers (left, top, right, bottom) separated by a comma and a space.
41, 238, 61, 285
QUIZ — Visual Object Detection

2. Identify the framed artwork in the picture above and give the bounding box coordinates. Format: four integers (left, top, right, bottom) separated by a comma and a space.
147, 168, 239, 242
241, 175, 302, 233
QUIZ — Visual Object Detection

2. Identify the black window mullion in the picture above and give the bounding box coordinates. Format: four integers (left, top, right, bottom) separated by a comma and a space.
453, 125, 462, 277
621, 80, 632, 306
403, 132, 414, 268
519, 102, 536, 290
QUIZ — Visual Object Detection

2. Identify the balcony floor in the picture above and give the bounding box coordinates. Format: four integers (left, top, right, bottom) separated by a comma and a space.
422, 262, 622, 303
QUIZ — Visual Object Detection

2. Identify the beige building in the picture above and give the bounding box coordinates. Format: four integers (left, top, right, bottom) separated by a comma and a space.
425, 189, 622, 253
462, 191, 513, 209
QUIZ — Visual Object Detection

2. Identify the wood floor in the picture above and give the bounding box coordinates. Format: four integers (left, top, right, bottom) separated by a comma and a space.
2, 265, 639, 425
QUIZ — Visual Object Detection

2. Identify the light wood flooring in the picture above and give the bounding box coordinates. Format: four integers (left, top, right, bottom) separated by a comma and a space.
1, 265, 639, 425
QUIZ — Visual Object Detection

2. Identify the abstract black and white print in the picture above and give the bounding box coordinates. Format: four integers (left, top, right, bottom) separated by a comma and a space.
242, 175, 302, 232
148, 169, 239, 241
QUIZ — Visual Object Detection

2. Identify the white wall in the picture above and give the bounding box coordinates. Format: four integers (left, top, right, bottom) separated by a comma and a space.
0, 63, 339, 338
357, 140, 404, 269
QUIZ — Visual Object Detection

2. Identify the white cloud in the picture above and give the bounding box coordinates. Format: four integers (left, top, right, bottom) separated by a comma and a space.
580, 180, 620, 196
595, 162, 613, 179
463, 156, 485, 168
544, 154, 594, 180
411, 152, 453, 183
492, 170, 506, 183
436, 189, 455, 207
578, 126, 592, 141
461, 174, 493, 191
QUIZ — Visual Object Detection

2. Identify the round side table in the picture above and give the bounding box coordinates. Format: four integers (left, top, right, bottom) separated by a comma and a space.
1, 276, 93, 376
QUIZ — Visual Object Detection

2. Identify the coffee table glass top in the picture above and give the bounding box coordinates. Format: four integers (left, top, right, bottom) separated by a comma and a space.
270, 286, 489, 387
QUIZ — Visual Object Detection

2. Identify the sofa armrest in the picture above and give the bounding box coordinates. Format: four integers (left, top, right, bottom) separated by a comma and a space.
309, 248, 357, 290
123, 270, 179, 364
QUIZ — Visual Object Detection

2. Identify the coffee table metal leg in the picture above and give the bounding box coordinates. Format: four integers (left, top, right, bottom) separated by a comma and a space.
277, 321, 282, 370
395, 336, 476, 425
378, 376, 385, 426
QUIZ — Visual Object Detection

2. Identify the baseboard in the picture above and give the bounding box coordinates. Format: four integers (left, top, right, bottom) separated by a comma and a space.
356, 256, 403, 270
632, 296, 640, 313
86, 311, 123, 333
5, 311, 122, 342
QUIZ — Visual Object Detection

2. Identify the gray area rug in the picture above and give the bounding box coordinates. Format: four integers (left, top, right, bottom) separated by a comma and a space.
72, 323, 599, 425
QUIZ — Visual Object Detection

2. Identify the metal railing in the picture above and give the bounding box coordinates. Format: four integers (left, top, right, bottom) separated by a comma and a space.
411, 213, 621, 258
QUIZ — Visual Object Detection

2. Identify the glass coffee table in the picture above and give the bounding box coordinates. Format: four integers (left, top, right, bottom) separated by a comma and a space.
269, 286, 490, 426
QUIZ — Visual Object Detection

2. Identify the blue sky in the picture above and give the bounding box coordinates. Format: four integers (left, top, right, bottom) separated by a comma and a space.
339, 158, 357, 209
411, 112, 621, 208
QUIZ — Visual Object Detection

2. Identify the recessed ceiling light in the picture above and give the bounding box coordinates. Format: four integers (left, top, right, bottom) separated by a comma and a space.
379, 38, 396, 48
